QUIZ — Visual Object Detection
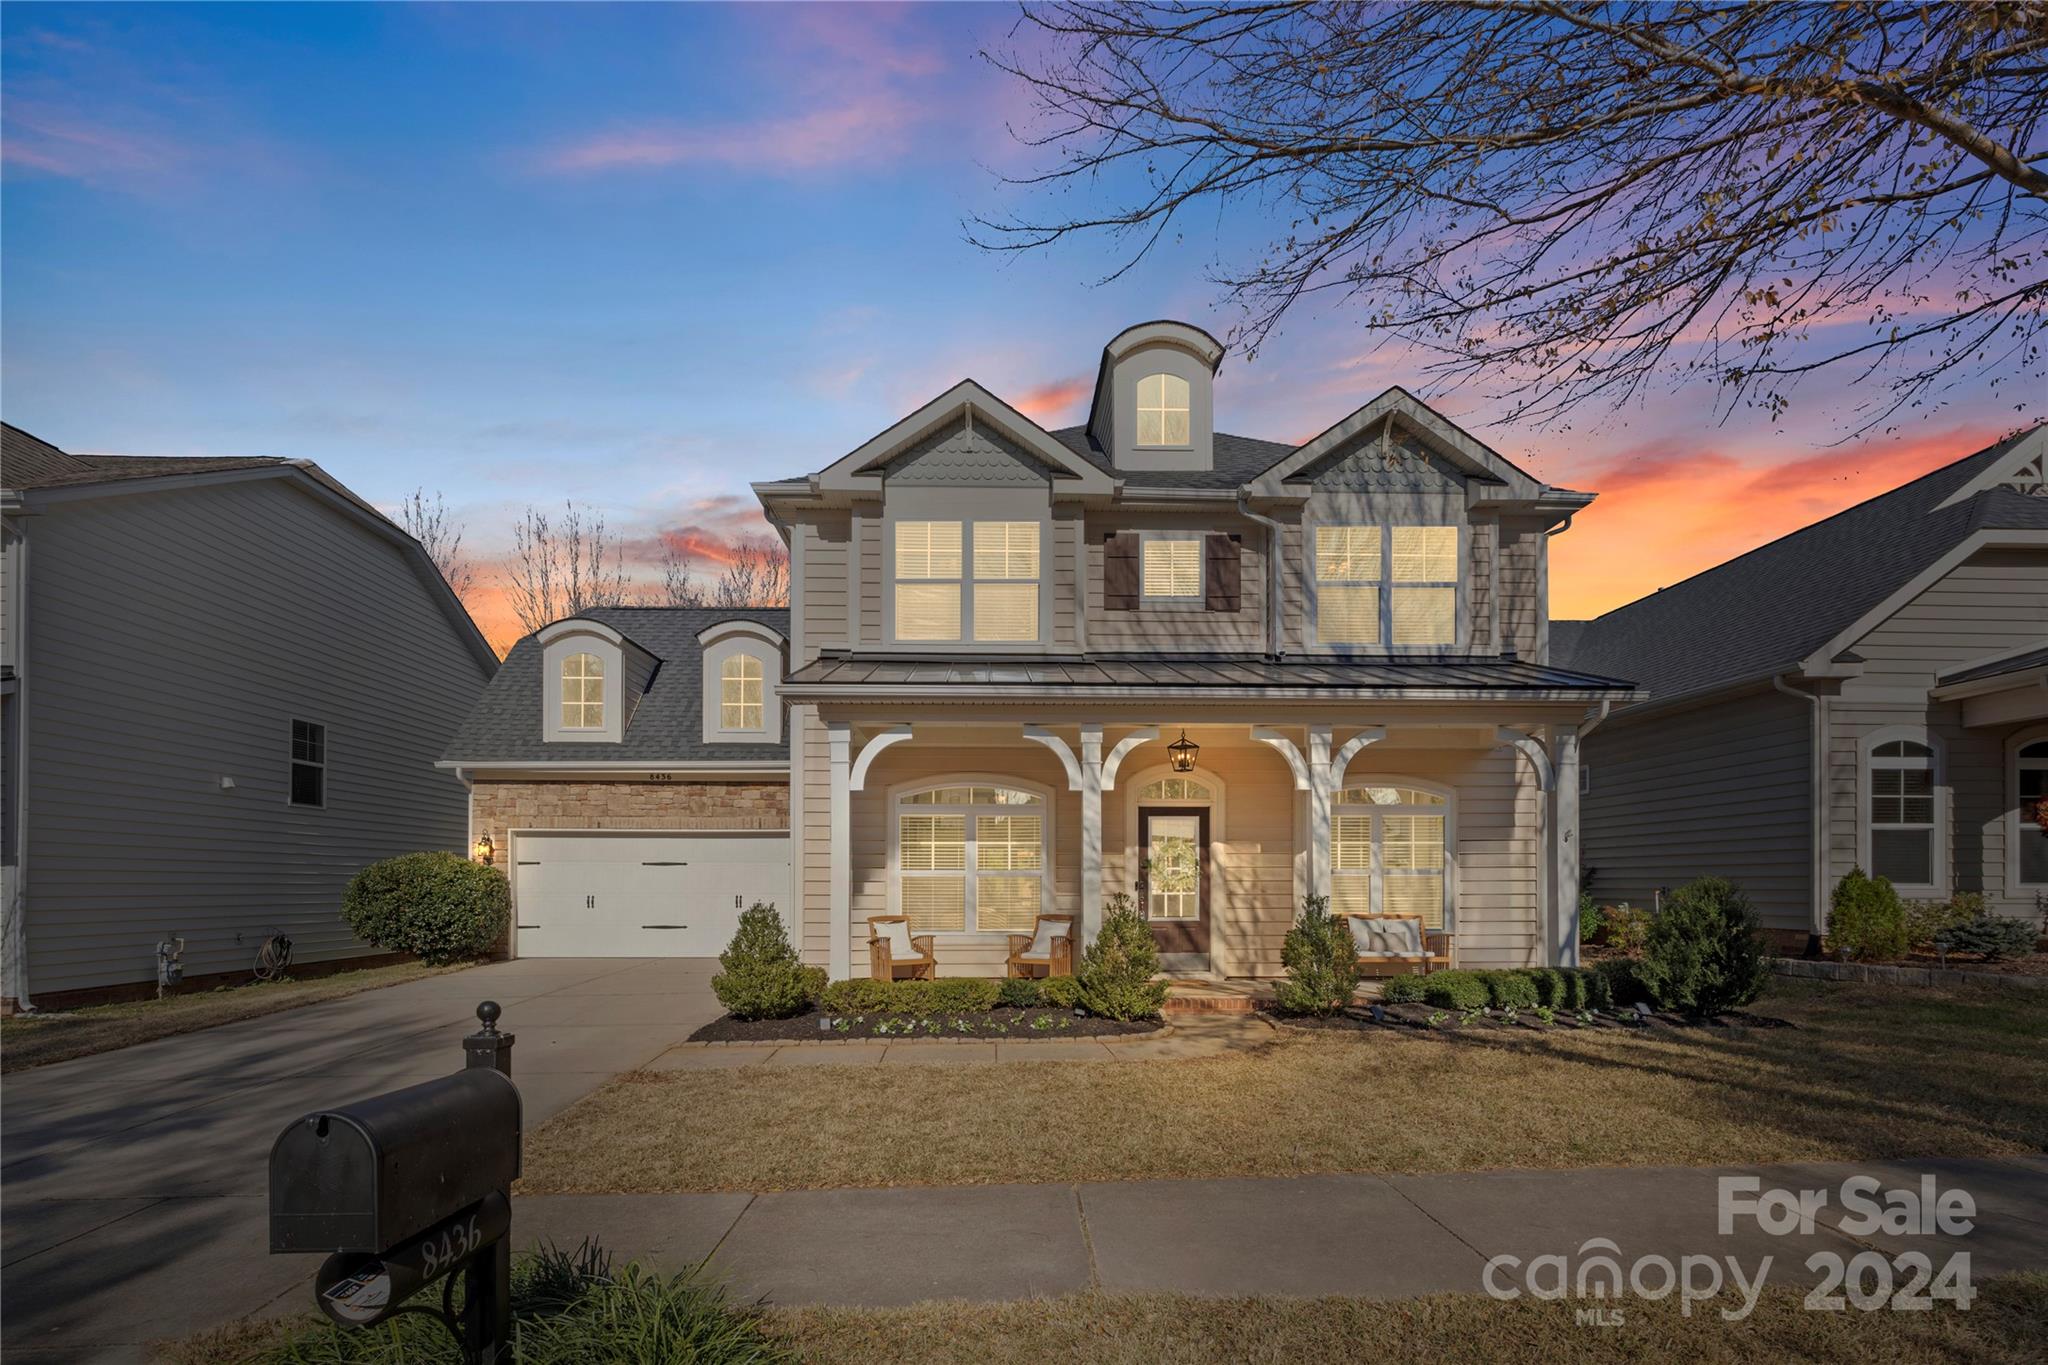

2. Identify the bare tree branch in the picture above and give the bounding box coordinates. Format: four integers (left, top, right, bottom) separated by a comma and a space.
501, 501, 634, 635
711, 542, 791, 608
396, 487, 474, 603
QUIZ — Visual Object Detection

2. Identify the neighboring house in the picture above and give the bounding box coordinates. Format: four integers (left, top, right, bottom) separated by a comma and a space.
1555, 425, 2048, 947
439, 607, 793, 958
1, 423, 498, 1009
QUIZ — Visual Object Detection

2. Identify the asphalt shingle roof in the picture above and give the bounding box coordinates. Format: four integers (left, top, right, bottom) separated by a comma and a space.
3, 422, 292, 490
1940, 645, 2048, 688
442, 606, 792, 764
1553, 428, 2048, 700
1047, 426, 1297, 489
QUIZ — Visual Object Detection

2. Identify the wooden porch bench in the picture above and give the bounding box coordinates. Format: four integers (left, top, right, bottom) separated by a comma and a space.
1007, 913, 1076, 978
1335, 911, 1453, 976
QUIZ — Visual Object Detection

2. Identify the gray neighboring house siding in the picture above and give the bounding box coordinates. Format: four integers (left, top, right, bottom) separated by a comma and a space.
1558, 426, 2048, 938
4, 425, 496, 1000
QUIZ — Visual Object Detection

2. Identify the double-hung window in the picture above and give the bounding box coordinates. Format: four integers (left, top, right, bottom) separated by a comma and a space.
1868, 737, 1938, 888
1314, 525, 1459, 647
289, 719, 326, 808
1330, 785, 1449, 927
897, 784, 1045, 932
893, 519, 1040, 643
2018, 740, 2048, 887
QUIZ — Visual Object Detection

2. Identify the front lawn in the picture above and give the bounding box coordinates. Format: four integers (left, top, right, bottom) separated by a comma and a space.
521, 979, 2048, 1193
0, 960, 466, 1072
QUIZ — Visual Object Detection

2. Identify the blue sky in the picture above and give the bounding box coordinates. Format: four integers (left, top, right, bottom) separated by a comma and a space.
2, 3, 2020, 647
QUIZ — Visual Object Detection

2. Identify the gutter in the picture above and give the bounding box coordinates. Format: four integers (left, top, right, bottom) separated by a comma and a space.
1235, 494, 1286, 656
1772, 674, 1829, 952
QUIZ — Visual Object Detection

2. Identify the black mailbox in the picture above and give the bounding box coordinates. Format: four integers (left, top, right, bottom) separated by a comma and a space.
269, 1067, 521, 1255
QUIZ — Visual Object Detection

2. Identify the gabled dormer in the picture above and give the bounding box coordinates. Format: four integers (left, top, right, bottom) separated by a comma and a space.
1085, 320, 1225, 473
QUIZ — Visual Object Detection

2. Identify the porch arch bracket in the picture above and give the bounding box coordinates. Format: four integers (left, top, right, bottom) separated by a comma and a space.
1250, 727, 1312, 792
1022, 725, 1084, 792
848, 725, 915, 792
1329, 727, 1388, 787
1495, 727, 1554, 792
1101, 727, 1162, 790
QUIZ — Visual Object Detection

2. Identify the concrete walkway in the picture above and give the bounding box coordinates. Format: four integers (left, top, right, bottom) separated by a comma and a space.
509, 1155, 2048, 1309
2, 957, 726, 1364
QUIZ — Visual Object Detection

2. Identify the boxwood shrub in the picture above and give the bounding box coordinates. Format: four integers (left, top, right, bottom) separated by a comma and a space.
1520, 967, 1567, 1007
819, 977, 1003, 1016
1480, 970, 1539, 1010
342, 851, 509, 965
1591, 956, 1644, 1007
1377, 974, 1428, 1004
710, 904, 824, 1020
1419, 970, 1489, 1011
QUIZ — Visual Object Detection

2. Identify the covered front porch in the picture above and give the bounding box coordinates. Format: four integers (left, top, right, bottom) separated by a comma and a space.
798, 706, 1601, 982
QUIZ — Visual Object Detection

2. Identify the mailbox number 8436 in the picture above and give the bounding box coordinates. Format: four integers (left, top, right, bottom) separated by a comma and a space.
420, 1213, 484, 1277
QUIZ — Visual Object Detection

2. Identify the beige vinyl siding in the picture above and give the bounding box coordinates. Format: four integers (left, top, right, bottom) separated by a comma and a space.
798, 706, 833, 966
1052, 516, 1082, 650
855, 510, 883, 648
1084, 512, 1267, 652
1496, 521, 1544, 660
796, 517, 851, 663
23, 477, 492, 995
1827, 549, 2048, 918
1469, 520, 1497, 652
1580, 688, 1814, 932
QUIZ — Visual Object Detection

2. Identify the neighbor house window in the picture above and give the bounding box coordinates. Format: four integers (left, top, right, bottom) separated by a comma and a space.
2017, 739, 2048, 886
1136, 373, 1190, 446
720, 653, 763, 731
560, 652, 605, 729
897, 784, 1044, 933
1331, 785, 1449, 928
290, 719, 326, 808
1141, 537, 1202, 600
894, 519, 1040, 644
1315, 526, 1459, 647
1868, 737, 1938, 888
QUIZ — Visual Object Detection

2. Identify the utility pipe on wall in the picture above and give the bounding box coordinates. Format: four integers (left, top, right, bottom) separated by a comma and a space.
1772, 674, 1829, 955
1235, 495, 1286, 657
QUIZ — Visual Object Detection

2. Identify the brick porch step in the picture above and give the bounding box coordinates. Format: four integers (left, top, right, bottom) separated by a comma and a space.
1163, 980, 1275, 1014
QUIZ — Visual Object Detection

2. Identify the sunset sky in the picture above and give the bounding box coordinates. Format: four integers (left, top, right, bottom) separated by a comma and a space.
3, 4, 2029, 654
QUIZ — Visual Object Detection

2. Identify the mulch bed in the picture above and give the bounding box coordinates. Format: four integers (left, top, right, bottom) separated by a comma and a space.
1264, 1002, 1794, 1035
689, 1007, 1166, 1043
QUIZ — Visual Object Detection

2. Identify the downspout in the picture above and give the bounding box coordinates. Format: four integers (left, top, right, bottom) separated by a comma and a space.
4, 517, 30, 1012
1579, 697, 1613, 741
1236, 495, 1285, 657
1772, 674, 1828, 957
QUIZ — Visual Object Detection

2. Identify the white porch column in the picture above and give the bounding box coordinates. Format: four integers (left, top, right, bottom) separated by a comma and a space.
1496, 727, 1556, 967
1307, 724, 1334, 900
826, 721, 852, 981
1552, 725, 1583, 969
1079, 725, 1104, 944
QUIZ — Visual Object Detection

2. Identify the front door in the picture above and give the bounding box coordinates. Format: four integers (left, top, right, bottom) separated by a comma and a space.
1138, 806, 1210, 954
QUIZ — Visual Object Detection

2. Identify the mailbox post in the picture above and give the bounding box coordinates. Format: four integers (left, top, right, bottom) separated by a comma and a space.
270, 1002, 522, 1364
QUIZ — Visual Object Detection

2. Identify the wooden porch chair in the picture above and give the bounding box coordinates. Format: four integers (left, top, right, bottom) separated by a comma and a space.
1335, 911, 1453, 976
868, 915, 936, 981
1006, 913, 1076, 979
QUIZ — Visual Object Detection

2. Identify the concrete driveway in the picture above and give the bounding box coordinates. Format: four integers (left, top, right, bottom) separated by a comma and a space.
1, 957, 722, 1364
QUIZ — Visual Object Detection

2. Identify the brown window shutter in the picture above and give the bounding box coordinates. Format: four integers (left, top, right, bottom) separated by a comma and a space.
1104, 532, 1140, 610
1205, 533, 1242, 612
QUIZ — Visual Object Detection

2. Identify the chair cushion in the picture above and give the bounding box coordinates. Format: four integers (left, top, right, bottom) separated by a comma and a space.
874, 919, 917, 961
1348, 916, 1424, 956
1018, 918, 1065, 961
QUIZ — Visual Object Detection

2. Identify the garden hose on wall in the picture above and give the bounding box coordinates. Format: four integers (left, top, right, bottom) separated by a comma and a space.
256, 934, 294, 983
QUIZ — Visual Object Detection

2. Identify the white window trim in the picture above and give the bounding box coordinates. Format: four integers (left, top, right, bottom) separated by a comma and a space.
1138, 532, 1205, 607
288, 717, 326, 810
1857, 725, 1948, 896
1307, 522, 1465, 654
1329, 776, 1457, 931
2008, 725, 2048, 891
887, 774, 1055, 937
882, 505, 1053, 651
1135, 371, 1193, 450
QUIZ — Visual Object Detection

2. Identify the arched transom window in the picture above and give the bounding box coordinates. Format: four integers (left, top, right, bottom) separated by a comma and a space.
1331, 785, 1450, 927
1136, 373, 1190, 446
720, 653, 764, 731
2017, 740, 2048, 887
1868, 737, 1937, 888
1137, 777, 1213, 801
560, 652, 604, 729
897, 784, 1045, 934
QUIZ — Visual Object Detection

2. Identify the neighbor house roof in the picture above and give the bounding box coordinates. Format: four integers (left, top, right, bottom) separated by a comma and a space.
3, 422, 293, 491
1939, 644, 2048, 689
442, 607, 792, 766
1553, 427, 2048, 701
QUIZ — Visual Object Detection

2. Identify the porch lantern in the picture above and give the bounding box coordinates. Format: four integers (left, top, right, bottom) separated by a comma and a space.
473, 833, 495, 867
1167, 729, 1200, 774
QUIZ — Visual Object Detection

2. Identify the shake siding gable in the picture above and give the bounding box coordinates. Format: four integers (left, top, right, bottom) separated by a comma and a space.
24, 477, 492, 994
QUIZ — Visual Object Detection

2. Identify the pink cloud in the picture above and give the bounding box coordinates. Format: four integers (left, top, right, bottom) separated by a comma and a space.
536, 93, 918, 176
1, 101, 194, 188
1011, 375, 1091, 425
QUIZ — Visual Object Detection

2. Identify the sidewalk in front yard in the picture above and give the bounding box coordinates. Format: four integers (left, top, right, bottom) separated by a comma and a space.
501, 1155, 2048, 1309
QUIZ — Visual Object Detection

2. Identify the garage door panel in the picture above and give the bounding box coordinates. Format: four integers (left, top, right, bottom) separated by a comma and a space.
513, 833, 790, 958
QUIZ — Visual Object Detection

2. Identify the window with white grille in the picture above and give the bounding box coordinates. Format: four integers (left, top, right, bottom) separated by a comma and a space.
1315, 525, 1459, 647
1868, 736, 1939, 889
894, 520, 1040, 643
560, 653, 605, 729
1141, 537, 1202, 599
720, 653, 763, 730
1330, 784, 1450, 928
896, 784, 1046, 932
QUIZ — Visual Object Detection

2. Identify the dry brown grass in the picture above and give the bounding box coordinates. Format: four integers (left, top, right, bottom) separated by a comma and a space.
520, 980, 2048, 1194
0, 960, 465, 1073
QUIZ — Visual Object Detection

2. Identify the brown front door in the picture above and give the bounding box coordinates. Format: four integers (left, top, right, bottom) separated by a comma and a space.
1138, 806, 1210, 955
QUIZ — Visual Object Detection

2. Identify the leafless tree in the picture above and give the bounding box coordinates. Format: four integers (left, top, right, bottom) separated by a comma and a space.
397, 487, 474, 602
711, 541, 791, 608
980, 2, 2048, 434
501, 502, 634, 634
652, 539, 708, 607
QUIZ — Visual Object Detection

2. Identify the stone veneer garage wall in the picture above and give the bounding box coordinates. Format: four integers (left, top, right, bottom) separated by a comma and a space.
470, 780, 789, 858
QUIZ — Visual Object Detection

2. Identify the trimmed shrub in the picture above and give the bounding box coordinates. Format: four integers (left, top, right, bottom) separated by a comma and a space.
1601, 904, 1651, 954
1040, 975, 1082, 1009
1636, 876, 1773, 1018
1480, 970, 1538, 1010
1588, 957, 1637, 1008
342, 851, 509, 965
1378, 974, 1428, 1004
710, 904, 822, 1020
1077, 895, 1170, 1020
996, 977, 1044, 1008
1827, 868, 1909, 961
1274, 895, 1362, 1016
1562, 968, 1592, 1011
818, 977, 893, 1014
1936, 915, 2040, 961
1521, 967, 1568, 1008
1904, 892, 1984, 950
1419, 970, 1488, 1011
818, 977, 1002, 1016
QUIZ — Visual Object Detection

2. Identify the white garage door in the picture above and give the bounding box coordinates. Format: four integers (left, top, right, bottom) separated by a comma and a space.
513, 832, 791, 957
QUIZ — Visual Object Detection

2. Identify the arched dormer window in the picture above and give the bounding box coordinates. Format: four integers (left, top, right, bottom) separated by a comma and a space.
1862, 729, 1945, 894
1136, 373, 1190, 446
721, 653, 764, 731
560, 652, 604, 730
698, 618, 786, 744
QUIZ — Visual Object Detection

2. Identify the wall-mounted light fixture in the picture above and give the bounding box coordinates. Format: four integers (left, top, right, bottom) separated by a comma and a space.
473, 833, 495, 866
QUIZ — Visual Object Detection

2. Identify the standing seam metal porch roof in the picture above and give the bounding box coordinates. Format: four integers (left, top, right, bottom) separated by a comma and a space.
785, 653, 1636, 693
